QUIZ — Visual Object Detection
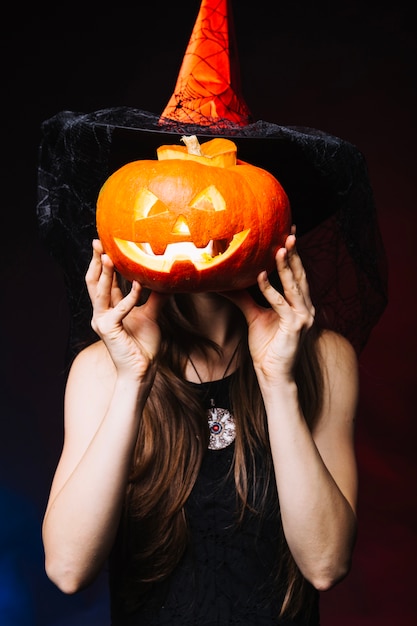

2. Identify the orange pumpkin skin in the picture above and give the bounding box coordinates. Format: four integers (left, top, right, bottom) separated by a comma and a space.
96, 141, 291, 293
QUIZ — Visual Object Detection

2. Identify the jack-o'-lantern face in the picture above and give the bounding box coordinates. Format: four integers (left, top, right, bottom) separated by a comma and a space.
96, 137, 291, 293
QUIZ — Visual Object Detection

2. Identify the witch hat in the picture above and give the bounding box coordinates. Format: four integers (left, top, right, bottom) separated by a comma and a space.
159, 0, 251, 127
36, 0, 387, 358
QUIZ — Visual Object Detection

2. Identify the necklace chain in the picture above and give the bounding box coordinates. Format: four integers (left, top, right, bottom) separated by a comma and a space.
188, 340, 241, 384
188, 341, 240, 450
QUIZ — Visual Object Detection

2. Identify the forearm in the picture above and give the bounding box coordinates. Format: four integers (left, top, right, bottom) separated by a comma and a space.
261, 379, 357, 590
43, 377, 146, 593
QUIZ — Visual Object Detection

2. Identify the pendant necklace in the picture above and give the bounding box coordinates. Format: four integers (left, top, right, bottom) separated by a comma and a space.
188, 341, 240, 451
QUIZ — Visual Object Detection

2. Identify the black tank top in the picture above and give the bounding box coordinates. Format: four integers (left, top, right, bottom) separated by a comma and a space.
109, 374, 319, 625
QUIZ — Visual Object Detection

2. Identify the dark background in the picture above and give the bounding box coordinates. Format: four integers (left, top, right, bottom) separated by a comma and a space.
1, 1, 416, 624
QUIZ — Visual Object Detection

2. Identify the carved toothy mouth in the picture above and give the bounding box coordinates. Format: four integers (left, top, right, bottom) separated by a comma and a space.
114, 230, 250, 273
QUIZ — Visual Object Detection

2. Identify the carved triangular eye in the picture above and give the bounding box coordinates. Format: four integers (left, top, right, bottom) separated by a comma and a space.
190, 185, 226, 212
134, 188, 163, 218
172, 216, 191, 235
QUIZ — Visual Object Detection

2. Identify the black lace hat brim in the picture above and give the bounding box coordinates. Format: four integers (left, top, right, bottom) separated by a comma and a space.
37, 107, 388, 357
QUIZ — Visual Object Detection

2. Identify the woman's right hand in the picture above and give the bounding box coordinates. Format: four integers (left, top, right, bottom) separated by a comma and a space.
85, 240, 167, 381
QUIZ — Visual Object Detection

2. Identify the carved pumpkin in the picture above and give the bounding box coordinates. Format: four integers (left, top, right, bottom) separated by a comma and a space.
96, 136, 291, 293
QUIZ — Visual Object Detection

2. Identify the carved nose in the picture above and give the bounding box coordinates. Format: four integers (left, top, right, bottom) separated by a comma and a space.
172, 216, 191, 236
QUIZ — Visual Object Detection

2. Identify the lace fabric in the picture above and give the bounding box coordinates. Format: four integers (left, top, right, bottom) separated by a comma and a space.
109, 376, 319, 626
36, 107, 387, 359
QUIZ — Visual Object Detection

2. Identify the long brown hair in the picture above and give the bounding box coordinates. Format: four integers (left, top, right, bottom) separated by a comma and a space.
111, 290, 324, 618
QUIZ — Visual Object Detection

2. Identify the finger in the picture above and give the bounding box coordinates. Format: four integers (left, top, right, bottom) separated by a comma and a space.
285, 235, 304, 285
110, 272, 125, 307
93, 254, 116, 312
110, 280, 141, 322
93, 241, 128, 308
259, 261, 314, 339
274, 248, 315, 335
92, 238, 104, 255
93, 281, 142, 336
85, 242, 105, 299
276, 244, 311, 312
285, 235, 314, 313
257, 270, 288, 312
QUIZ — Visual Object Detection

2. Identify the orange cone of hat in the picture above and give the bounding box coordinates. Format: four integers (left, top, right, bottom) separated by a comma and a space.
159, 0, 252, 127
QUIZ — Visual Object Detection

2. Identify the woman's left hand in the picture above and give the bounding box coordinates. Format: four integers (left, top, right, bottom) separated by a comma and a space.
225, 234, 315, 382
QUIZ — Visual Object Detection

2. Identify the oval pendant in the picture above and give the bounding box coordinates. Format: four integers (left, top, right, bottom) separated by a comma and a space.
207, 406, 236, 450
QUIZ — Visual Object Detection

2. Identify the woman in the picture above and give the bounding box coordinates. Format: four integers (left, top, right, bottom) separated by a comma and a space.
42, 232, 358, 625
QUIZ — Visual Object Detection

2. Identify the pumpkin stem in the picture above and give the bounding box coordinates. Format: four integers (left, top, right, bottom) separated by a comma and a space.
181, 135, 203, 156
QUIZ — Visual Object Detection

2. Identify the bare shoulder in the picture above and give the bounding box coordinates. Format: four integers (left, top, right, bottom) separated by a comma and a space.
313, 331, 359, 512
65, 340, 117, 425
46, 341, 117, 505
314, 330, 359, 428
70, 339, 115, 376
69, 340, 115, 381
317, 329, 358, 378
